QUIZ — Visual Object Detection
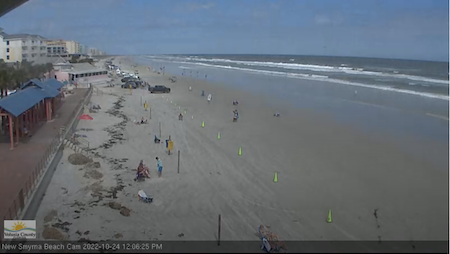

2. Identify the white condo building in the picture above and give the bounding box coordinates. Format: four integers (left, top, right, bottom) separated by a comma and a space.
65, 40, 81, 54
0, 31, 48, 64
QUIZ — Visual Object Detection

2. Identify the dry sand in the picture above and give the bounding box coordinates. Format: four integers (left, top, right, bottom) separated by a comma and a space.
34, 57, 448, 244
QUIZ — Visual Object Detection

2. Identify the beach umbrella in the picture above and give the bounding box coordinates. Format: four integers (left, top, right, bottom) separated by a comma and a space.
79, 114, 93, 120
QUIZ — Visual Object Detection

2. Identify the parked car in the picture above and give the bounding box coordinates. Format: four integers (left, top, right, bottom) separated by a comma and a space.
149, 85, 171, 93
121, 77, 136, 82
122, 81, 138, 89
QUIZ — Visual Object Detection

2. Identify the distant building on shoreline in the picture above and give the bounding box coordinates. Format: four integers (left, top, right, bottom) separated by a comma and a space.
65, 40, 80, 54
0, 29, 48, 64
46, 39, 67, 56
0, 28, 106, 64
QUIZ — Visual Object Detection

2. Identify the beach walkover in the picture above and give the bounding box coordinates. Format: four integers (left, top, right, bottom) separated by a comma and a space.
0, 83, 88, 231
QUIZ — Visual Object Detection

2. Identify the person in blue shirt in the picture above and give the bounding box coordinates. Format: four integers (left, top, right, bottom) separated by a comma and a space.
156, 157, 163, 178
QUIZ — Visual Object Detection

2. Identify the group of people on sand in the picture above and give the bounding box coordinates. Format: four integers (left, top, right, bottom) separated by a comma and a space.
134, 158, 163, 181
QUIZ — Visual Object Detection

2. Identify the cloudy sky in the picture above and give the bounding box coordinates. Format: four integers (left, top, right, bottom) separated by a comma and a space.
0, 0, 448, 61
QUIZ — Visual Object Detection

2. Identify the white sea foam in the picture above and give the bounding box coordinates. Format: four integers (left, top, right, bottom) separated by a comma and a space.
172, 60, 450, 101
146, 55, 449, 85
140, 55, 449, 101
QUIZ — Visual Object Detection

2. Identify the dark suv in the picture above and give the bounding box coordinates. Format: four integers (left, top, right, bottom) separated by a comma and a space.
149, 85, 171, 93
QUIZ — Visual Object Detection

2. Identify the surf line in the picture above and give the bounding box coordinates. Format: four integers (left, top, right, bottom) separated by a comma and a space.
426, 113, 449, 121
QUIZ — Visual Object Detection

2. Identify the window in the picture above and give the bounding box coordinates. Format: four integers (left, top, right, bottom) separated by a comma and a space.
6, 48, 9, 53
6, 41, 9, 45
6, 55, 9, 60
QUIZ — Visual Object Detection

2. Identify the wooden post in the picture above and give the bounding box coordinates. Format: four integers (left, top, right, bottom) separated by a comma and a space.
218, 214, 221, 246
149, 107, 152, 119
9, 115, 14, 150
177, 150, 180, 173
140, 96, 142, 106
159, 122, 161, 138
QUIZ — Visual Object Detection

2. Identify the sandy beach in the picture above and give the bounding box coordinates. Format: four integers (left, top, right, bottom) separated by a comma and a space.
34, 56, 448, 245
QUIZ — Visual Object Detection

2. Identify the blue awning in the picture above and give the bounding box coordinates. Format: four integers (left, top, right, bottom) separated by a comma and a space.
0, 87, 48, 117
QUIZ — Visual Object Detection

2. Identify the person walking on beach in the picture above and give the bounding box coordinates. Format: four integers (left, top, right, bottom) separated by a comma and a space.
156, 157, 163, 178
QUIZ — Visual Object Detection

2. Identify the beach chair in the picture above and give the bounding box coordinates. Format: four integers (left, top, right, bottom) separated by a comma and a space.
138, 190, 153, 203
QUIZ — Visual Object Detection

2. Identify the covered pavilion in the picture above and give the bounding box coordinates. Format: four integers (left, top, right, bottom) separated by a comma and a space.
0, 78, 65, 150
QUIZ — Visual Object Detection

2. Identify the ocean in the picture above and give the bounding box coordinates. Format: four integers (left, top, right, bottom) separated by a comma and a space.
133, 54, 449, 145
140, 54, 449, 98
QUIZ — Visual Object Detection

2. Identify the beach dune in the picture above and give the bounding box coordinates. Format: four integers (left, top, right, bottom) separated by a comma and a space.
34, 56, 448, 245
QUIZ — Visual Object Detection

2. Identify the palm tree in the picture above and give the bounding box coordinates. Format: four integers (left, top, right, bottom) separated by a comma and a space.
0, 59, 12, 97
45, 63, 53, 75
0, 60, 55, 98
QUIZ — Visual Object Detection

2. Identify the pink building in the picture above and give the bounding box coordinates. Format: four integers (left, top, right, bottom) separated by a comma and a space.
52, 62, 108, 85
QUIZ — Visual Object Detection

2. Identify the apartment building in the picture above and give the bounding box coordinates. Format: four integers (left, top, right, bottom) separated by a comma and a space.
0, 32, 48, 64
79, 44, 89, 55
65, 40, 80, 54
89, 47, 100, 56
46, 39, 67, 56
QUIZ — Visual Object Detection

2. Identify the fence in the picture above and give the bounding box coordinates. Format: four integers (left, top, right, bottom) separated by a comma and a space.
1, 86, 93, 224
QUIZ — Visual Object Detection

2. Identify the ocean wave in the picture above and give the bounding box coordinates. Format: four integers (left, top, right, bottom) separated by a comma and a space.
168, 60, 449, 101
145, 55, 449, 85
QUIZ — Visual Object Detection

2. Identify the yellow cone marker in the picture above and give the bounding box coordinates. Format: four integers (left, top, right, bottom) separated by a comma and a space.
327, 210, 332, 223
274, 172, 278, 183
170, 101, 173, 104
238, 147, 242, 156
192, 115, 194, 120
184, 110, 187, 114
217, 132, 221, 139
202, 121, 205, 127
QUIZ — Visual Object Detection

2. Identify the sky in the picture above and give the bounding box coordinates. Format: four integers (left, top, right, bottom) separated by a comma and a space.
0, 0, 448, 61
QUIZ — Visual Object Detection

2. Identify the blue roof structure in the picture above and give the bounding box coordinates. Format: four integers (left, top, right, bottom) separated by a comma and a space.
44, 78, 64, 90
0, 87, 49, 117
21, 79, 59, 98
0, 78, 63, 117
